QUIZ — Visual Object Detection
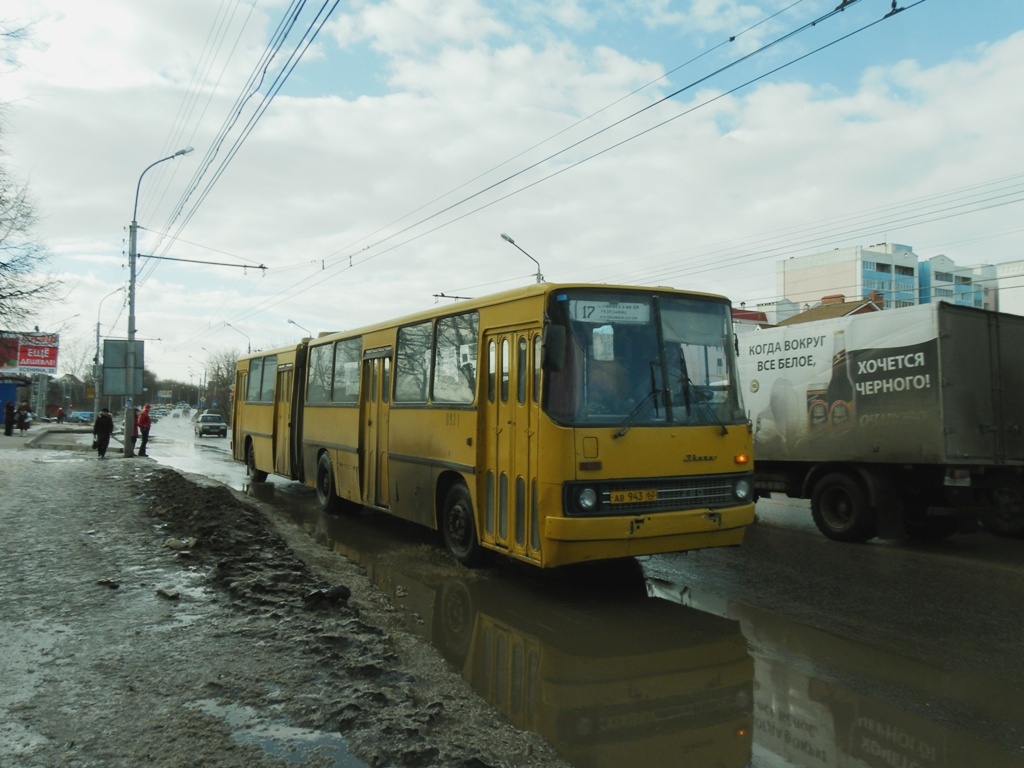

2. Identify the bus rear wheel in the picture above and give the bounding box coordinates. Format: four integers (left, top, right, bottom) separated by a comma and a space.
442, 483, 485, 567
316, 453, 342, 514
246, 443, 268, 483
811, 472, 876, 542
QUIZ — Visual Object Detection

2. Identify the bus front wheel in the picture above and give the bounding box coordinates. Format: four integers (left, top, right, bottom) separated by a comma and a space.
442, 483, 485, 567
247, 443, 268, 483
316, 453, 342, 514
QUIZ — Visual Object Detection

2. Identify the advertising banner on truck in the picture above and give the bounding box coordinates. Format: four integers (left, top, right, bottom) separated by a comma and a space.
740, 310, 942, 463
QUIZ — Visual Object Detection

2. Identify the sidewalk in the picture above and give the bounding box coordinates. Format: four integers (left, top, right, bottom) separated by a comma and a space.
0, 422, 122, 452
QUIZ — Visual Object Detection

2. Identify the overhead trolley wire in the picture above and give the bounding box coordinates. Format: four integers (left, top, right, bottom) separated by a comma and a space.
212, 0, 890, 331
165, 0, 342, 245
312, 0, 868, 275
317, 0, 813, 263
174, 0, 940, 350
318, 1, 925, 282
592, 171, 1024, 288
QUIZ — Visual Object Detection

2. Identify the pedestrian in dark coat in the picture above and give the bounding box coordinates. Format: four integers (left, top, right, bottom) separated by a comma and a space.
93, 408, 115, 458
3, 401, 14, 437
16, 401, 30, 436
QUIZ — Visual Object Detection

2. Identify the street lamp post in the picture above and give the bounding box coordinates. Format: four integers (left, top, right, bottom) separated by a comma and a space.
500, 233, 544, 283
124, 146, 194, 457
94, 287, 125, 417
287, 319, 312, 337
225, 322, 251, 353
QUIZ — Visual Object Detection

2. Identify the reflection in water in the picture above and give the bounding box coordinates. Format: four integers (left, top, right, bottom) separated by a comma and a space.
292, 506, 753, 768
276, 501, 1024, 768
651, 581, 1024, 768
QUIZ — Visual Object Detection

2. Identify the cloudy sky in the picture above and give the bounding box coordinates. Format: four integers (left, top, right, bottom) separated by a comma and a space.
3, 0, 1022, 382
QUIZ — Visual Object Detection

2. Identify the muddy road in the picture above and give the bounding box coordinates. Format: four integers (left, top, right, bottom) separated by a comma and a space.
14, 419, 1024, 767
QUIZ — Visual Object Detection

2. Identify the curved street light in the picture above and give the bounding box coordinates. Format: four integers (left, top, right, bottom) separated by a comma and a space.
225, 322, 251, 353
287, 319, 312, 337
500, 232, 544, 283
124, 146, 194, 457
94, 287, 125, 416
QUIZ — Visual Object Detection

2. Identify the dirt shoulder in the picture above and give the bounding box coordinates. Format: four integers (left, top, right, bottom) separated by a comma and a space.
0, 442, 568, 768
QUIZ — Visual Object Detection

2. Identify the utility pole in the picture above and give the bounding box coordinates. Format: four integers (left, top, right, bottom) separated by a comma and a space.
124, 147, 193, 457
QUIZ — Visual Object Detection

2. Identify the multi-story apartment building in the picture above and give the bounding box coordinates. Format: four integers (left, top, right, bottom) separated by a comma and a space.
774, 243, 1012, 313
777, 243, 922, 310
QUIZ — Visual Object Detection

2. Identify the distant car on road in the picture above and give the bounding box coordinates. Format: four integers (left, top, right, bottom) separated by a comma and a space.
194, 413, 228, 438
68, 411, 94, 424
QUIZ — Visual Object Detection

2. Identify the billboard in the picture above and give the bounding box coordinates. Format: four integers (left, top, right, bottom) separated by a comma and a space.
102, 339, 145, 396
0, 332, 60, 374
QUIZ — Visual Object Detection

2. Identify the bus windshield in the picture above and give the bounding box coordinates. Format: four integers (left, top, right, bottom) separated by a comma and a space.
545, 289, 746, 428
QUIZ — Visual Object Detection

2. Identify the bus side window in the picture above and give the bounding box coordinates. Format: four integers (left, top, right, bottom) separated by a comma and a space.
332, 338, 361, 404
433, 311, 478, 404
247, 357, 263, 402
533, 336, 541, 404
307, 344, 333, 404
517, 336, 527, 405
260, 355, 277, 401
488, 340, 496, 403
501, 339, 510, 403
395, 321, 432, 403
382, 357, 391, 403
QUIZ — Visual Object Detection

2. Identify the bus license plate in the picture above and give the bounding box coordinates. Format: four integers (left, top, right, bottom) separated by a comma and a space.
611, 489, 657, 504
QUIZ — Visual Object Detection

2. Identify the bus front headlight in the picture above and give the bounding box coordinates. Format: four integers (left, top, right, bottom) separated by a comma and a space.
734, 477, 752, 501
577, 487, 598, 511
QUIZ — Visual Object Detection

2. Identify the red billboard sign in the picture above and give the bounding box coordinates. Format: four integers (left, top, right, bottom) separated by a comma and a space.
1, 332, 60, 374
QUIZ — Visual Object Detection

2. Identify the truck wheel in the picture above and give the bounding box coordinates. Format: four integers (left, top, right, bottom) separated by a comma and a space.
442, 483, 485, 567
811, 473, 876, 542
246, 443, 268, 483
980, 479, 1024, 538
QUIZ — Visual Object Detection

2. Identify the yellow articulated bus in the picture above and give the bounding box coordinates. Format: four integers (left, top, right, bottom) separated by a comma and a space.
233, 282, 755, 568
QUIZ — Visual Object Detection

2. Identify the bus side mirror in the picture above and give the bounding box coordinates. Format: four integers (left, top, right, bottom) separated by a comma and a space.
542, 324, 566, 372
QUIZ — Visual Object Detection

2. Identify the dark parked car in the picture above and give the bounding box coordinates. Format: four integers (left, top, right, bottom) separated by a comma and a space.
194, 413, 228, 438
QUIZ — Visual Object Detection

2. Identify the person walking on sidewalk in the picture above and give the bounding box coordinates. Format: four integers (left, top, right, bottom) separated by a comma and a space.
93, 408, 115, 458
16, 401, 31, 436
3, 401, 14, 437
137, 403, 152, 457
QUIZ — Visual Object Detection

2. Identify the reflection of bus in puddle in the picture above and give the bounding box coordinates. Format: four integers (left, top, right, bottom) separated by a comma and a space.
297, 513, 753, 767
455, 583, 753, 768
650, 580, 1024, 768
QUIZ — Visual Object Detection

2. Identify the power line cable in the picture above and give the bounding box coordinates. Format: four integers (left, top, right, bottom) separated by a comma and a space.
194, 0, 891, 333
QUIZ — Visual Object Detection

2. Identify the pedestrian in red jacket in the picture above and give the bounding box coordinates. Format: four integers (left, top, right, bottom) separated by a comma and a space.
137, 404, 152, 457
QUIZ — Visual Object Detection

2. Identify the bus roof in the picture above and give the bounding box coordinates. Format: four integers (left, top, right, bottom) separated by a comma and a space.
238, 282, 732, 361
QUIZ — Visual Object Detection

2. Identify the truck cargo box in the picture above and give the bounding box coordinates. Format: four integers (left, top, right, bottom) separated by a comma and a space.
738, 302, 1024, 468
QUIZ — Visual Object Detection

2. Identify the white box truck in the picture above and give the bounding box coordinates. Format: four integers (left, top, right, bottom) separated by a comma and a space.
737, 302, 1024, 541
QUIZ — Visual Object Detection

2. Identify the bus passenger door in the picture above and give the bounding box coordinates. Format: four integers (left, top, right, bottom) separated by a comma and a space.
483, 329, 540, 561
274, 367, 292, 476
362, 355, 391, 508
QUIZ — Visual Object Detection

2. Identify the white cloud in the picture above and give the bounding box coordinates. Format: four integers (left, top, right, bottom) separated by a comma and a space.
5, 1, 1023, 380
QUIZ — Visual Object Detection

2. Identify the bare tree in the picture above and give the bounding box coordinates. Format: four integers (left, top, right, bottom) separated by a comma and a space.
58, 336, 95, 380
1, 22, 62, 328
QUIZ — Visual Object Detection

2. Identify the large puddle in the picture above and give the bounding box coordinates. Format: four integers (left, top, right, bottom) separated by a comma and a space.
285, 504, 1024, 768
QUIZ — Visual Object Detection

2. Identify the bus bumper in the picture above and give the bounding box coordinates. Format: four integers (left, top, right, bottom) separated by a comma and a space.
541, 504, 755, 567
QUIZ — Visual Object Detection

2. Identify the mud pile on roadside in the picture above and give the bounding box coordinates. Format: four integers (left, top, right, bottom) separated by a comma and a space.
1, 458, 567, 768
143, 468, 569, 767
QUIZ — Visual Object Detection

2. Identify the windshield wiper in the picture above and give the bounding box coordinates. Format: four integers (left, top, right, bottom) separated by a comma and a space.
614, 362, 660, 439
678, 351, 727, 435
